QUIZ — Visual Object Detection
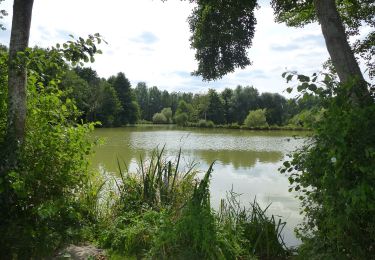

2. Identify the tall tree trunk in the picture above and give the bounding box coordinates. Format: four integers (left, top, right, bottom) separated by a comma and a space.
313, 0, 371, 105
4, 0, 34, 166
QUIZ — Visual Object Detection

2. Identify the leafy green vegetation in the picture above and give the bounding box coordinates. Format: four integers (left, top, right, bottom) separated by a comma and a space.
0, 37, 103, 258
280, 72, 375, 258
96, 149, 291, 259
45, 63, 319, 129
1, 0, 373, 258
244, 109, 269, 128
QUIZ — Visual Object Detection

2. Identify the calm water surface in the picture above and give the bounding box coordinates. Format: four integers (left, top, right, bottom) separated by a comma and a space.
91, 125, 307, 247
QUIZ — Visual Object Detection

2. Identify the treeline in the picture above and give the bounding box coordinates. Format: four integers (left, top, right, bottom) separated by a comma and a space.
61, 67, 322, 128
60, 68, 139, 127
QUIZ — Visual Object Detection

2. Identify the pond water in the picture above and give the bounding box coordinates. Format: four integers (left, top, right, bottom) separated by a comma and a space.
91, 125, 307, 247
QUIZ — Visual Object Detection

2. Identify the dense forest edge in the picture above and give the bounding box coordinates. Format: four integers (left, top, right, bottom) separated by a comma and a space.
60, 65, 322, 130
0, 0, 374, 259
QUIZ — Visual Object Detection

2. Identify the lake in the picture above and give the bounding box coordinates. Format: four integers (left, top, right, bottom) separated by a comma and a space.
91, 125, 307, 247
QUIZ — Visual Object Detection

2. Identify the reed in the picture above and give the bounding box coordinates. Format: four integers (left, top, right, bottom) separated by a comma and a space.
97, 148, 291, 259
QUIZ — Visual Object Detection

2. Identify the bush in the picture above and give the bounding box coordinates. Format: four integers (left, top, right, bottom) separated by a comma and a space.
98, 149, 291, 259
244, 109, 269, 128
152, 112, 167, 124
0, 38, 103, 258
198, 119, 214, 128
174, 112, 188, 126
281, 72, 375, 258
0, 72, 96, 258
288, 109, 324, 128
161, 107, 173, 123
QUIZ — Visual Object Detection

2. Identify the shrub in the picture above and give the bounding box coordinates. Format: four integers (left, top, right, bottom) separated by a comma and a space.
198, 119, 214, 128
0, 37, 103, 258
161, 107, 173, 123
244, 109, 269, 128
280, 72, 375, 258
0, 71, 96, 258
98, 148, 198, 256
218, 192, 290, 259
98, 149, 290, 259
288, 108, 324, 128
152, 112, 167, 124
174, 112, 188, 126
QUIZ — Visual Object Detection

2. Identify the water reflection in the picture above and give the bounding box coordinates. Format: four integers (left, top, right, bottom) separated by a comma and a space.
197, 149, 283, 169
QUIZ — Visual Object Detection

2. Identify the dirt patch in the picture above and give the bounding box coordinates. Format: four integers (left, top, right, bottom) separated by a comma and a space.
53, 244, 107, 260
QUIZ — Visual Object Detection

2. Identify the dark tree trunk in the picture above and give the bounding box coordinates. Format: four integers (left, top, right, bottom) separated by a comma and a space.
313, 0, 371, 104
6, 0, 34, 146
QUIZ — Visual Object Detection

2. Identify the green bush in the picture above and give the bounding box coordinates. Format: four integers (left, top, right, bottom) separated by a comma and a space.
0, 37, 103, 258
161, 107, 173, 123
281, 72, 375, 258
0, 73, 96, 258
288, 108, 324, 128
152, 112, 167, 124
244, 109, 269, 128
174, 112, 189, 126
198, 119, 214, 128
98, 148, 198, 256
98, 149, 290, 259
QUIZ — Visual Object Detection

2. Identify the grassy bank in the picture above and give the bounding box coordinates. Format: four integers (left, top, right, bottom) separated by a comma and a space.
87, 148, 292, 259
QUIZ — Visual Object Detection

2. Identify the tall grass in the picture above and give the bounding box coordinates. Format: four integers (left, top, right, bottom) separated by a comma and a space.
218, 191, 290, 259
95, 148, 291, 259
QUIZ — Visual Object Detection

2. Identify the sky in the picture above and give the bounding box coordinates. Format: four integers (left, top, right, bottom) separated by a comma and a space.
0, 0, 363, 95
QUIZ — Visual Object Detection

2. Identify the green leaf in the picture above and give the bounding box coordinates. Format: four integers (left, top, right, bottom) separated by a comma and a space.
297, 75, 310, 82
286, 74, 293, 82
308, 84, 317, 92
283, 161, 291, 168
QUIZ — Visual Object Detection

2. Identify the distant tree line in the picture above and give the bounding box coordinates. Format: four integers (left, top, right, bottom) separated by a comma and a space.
61, 66, 322, 128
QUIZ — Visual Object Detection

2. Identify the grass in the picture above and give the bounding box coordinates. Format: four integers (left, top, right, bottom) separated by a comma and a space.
92, 148, 291, 259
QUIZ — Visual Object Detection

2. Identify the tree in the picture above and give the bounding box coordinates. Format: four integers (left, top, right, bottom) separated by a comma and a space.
191, 93, 209, 121
188, 0, 257, 80
109, 72, 135, 126
231, 85, 259, 124
2, 0, 102, 171
60, 70, 91, 120
280, 74, 375, 258
206, 89, 225, 124
271, 0, 372, 104
161, 90, 171, 109
96, 81, 122, 126
175, 100, 193, 126
259, 92, 286, 125
221, 88, 234, 124
5, 0, 34, 163
148, 86, 162, 121
134, 82, 149, 120
189, 0, 372, 104
74, 67, 100, 86
175, 100, 193, 119
0, 37, 104, 258
169, 92, 179, 115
